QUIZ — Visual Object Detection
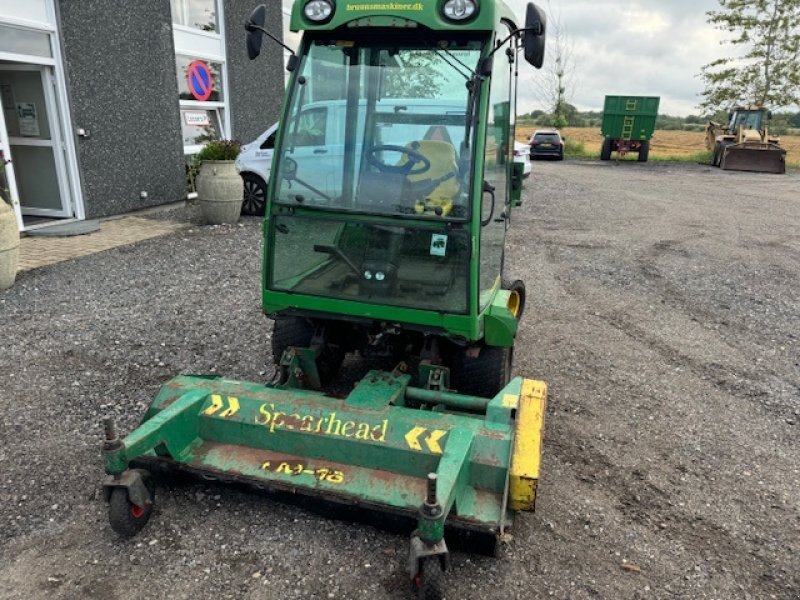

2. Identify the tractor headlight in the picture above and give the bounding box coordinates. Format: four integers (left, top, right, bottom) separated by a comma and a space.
304, 0, 335, 23
375, 272, 386, 282
442, 0, 477, 21
364, 270, 373, 280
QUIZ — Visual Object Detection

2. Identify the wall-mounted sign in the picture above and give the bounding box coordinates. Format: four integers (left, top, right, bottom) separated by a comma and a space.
183, 110, 210, 126
17, 102, 40, 137
186, 60, 213, 101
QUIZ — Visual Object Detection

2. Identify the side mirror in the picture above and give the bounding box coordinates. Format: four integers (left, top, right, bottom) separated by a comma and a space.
523, 3, 546, 69
245, 4, 267, 60
282, 157, 298, 180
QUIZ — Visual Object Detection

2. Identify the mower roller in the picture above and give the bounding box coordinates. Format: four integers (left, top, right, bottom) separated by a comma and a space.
103, 1, 549, 597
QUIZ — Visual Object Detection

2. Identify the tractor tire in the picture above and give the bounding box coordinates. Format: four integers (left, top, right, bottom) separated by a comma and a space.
271, 317, 315, 364
600, 138, 612, 161
638, 141, 650, 162
414, 557, 444, 600
108, 474, 155, 538
449, 344, 513, 399
270, 317, 344, 384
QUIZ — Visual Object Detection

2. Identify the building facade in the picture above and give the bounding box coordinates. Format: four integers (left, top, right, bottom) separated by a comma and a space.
0, 0, 284, 231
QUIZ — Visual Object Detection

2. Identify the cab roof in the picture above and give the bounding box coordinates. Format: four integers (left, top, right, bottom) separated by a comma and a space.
290, 0, 518, 34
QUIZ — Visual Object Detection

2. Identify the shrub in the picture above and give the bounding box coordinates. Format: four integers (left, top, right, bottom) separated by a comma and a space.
564, 138, 587, 156
195, 139, 241, 162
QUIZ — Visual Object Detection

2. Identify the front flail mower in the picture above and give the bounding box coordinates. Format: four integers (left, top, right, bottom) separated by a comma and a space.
103, 1, 549, 597
103, 371, 546, 590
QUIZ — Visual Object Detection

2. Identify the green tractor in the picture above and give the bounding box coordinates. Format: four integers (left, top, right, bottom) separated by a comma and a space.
102, 1, 548, 598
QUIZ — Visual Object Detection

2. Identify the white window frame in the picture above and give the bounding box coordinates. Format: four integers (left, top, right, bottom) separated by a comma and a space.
172, 0, 231, 155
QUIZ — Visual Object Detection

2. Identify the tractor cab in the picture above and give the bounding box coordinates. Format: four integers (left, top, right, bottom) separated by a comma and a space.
269, 40, 481, 315
245, 1, 547, 393
728, 107, 768, 133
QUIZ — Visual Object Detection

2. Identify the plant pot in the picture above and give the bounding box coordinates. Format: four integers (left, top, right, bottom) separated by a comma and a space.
195, 160, 242, 225
0, 200, 20, 290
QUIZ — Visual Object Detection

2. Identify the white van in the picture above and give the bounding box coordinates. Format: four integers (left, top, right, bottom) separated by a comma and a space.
235, 122, 277, 216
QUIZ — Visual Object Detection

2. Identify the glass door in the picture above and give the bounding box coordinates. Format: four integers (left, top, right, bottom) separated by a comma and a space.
0, 82, 23, 230
0, 63, 71, 217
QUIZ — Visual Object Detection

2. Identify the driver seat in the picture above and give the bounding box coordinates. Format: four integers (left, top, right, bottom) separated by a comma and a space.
397, 140, 459, 216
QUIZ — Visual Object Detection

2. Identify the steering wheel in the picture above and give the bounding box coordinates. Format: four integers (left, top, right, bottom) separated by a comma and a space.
365, 144, 431, 175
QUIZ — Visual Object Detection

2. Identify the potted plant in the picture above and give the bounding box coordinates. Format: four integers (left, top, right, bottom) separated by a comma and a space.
0, 150, 19, 290
194, 139, 242, 224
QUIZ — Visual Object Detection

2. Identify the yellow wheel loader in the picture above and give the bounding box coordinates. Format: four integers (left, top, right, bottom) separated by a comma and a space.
705, 106, 786, 174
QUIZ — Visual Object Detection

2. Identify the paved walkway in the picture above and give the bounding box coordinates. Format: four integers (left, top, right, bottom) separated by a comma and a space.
19, 216, 189, 272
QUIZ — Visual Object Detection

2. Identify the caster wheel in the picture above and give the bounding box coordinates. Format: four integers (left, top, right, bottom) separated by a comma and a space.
413, 556, 444, 600
108, 475, 155, 537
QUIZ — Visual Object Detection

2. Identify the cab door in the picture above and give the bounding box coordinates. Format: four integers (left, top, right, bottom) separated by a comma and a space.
479, 24, 515, 309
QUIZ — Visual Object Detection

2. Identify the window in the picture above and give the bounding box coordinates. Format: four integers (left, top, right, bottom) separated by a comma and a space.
272, 39, 480, 217
171, 0, 229, 154
170, 0, 218, 32
0, 24, 51, 58
176, 55, 223, 102
260, 131, 276, 150
288, 108, 327, 146
479, 26, 514, 309
180, 108, 222, 146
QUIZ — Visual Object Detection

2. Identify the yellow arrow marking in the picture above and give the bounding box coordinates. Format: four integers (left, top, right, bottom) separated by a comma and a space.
424, 430, 447, 454
502, 394, 519, 409
220, 396, 240, 418
404, 426, 427, 451
203, 394, 224, 415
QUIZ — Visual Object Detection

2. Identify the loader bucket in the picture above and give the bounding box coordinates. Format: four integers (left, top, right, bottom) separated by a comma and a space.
721, 145, 786, 174
103, 371, 547, 548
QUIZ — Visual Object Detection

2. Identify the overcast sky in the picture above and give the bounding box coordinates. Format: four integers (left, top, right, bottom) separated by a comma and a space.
511, 0, 725, 116
281, 0, 749, 117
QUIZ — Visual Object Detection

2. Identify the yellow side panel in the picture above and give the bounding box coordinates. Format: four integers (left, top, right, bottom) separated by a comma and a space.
509, 379, 548, 511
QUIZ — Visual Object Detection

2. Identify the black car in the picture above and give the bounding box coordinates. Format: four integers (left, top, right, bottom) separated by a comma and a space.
529, 130, 564, 160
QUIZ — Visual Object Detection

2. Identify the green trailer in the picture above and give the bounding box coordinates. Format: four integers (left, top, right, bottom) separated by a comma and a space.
600, 95, 660, 162
101, 1, 551, 598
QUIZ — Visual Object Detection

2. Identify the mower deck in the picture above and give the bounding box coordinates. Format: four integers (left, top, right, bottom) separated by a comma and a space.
104, 372, 546, 534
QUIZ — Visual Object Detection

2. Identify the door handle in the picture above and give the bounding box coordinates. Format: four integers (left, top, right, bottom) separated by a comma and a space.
313, 148, 328, 154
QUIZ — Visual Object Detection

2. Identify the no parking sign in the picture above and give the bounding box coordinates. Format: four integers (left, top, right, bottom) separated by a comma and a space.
186, 60, 213, 101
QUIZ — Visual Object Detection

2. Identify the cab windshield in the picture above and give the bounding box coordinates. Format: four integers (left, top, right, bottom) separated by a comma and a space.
273, 37, 482, 220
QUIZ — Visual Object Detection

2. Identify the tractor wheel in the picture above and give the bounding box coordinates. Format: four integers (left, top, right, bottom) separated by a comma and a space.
270, 317, 344, 384
108, 476, 155, 538
600, 138, 612, 161
449, 344, 513, 399
414, 557, 444, 600
638, 141, 650, 162
241, 173, 267, 216
271, 317, 315, 364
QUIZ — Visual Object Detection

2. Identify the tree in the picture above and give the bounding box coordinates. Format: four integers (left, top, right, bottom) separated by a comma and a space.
534, 1, 577, 128
700, 0, 800, 111
383, 51, 442, 99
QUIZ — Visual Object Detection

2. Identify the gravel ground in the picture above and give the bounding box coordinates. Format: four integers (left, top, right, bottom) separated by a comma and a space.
1, 161, 798, 599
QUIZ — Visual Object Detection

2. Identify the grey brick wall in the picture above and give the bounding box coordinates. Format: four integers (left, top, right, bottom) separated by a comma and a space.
224, 0, 286, 144
57, 0, 185, 218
